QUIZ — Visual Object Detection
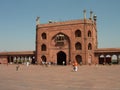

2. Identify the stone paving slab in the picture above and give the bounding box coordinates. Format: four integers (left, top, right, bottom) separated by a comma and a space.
0, 64, 120, 90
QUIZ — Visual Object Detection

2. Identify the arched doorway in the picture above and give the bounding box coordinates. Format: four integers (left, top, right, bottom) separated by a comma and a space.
75, 55, 82, 65
41, 55, 47, 62
99, 55, 104, 64
112, 55, 118, 64
57, 51, 66, 65
106, 55, 111, 64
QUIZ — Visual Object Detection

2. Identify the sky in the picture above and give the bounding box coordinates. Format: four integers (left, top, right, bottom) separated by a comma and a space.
0, 0, 120, 51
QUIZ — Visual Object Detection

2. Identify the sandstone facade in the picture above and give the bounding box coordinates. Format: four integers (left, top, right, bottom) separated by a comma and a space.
36, 18, 97, 65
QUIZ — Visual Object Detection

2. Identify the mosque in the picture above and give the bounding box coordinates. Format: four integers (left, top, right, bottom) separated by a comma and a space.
0, 10, 120, 65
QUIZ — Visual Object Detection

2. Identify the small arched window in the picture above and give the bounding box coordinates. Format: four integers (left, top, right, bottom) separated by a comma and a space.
88, 30, 92, 37
41, 33, 47, 39
75, 42, 82, 50
41, 44, 46, 51
88, 43, 92, 50
75, 30, 81, 37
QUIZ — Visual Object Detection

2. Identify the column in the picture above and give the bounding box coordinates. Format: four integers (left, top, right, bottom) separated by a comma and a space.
9, 56, 12, 64
117, 55, 120, 64
104, 55, 106, 65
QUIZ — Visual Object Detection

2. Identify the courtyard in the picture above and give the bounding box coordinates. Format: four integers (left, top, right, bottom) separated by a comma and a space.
0, 64, 120, 90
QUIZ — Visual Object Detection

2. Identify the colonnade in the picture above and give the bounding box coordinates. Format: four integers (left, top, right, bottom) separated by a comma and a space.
99, 54, 120, 65
8, 56, 35, 64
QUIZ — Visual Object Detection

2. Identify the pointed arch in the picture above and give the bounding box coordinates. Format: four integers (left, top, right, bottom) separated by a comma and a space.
75, 55, 82, 64
51, 32, 70, 46
52, 32, 69, 40
88, 30, 92, 37
41, 55, 47, 62
75, 29, 81, 37
41, 44, 47, 51
57, 51, 66, 65
112, 55, 118, 64
88, 43, 92, 50
41, 32, 47, 39
75, 42, 82, 50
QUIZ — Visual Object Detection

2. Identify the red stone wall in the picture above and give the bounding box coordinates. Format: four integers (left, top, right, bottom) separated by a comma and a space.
0, 56, 8, 64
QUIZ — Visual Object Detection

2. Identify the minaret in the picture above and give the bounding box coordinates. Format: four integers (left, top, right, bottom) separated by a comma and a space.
90, 11, 93, 20
35, 16, 40, 64
93, 15, 97, 21
83, 9, 86, 19
36, 17, 40, 25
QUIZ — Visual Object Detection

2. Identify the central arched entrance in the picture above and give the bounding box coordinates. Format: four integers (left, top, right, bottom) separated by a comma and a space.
57, 51, 66, 65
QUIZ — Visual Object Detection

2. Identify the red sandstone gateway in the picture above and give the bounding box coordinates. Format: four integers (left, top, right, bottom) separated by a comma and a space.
36, 10, 97, 65
0, 10, 120, 65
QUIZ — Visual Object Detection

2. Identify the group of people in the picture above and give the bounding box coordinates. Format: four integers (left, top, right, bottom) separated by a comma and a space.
16, 60, 79, 72
16, 61, 30, 71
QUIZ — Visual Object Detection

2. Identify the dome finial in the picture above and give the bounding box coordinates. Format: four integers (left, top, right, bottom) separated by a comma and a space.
36, 17, 40, 25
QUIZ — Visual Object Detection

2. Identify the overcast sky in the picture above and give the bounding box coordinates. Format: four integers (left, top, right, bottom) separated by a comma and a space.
0, 0, 120, 51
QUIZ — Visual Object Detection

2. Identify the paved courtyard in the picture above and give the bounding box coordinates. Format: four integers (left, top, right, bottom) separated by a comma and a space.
0, 64, 120, 90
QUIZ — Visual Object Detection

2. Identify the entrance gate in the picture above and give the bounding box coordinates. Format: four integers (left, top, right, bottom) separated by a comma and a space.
57, 51, 66, 65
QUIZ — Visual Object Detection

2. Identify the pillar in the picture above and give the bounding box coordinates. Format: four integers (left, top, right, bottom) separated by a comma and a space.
104, 55, 106, 65
90, 11, 93, 20
94, 55, 99, 65
117, 55, 120, 64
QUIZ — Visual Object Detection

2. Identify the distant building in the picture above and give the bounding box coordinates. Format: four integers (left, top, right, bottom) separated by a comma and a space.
0, 10, 120, 65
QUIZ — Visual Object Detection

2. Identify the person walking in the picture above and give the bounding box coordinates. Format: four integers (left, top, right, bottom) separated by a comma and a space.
16, 64, 20, 71
72, 61, 78, 72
